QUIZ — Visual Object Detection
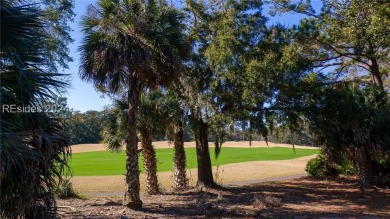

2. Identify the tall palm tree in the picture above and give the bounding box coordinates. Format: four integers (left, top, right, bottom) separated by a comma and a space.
1, 1, 71, 217
79, 0, 187, 208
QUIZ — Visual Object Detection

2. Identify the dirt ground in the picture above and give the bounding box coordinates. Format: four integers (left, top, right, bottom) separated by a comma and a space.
71, 155, 315, 193
70, 141, 317, 153
57, 176, 390, 218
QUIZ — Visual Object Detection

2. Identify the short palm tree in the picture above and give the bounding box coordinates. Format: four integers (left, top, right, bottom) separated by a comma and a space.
137, 91, 167, 194
163, 90, 189, 190
1, 1, 70, 217
79, 0, 187, 208
101, 91, 166, 195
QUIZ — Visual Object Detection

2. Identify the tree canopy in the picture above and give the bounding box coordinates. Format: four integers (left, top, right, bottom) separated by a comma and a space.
270, 0, 390, 90
268, 0, 390, 186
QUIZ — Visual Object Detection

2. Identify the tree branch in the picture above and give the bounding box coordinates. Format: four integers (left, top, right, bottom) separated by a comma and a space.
315, 38, 370, 66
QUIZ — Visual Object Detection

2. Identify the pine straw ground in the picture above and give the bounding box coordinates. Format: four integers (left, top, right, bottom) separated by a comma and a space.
57, 176, 390, 218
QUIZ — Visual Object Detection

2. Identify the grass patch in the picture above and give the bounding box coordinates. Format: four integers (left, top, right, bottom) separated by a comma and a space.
69, 146, 318, 176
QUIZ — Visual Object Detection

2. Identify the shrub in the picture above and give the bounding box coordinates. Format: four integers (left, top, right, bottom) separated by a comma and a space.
305, 155, 338, 177
373, 158, 390, 177
54, 179, 79, 199
336, 158, 356, 176
372, 158, 390, 185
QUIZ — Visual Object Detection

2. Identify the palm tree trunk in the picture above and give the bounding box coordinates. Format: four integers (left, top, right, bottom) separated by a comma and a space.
171, 120, 188, 190
193, 116, 216, 188
139, 127, 160, 195
123, 78, 143, 209
356, 146, 374, 188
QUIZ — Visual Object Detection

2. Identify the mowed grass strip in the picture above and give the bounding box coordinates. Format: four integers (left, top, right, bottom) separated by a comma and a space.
69, 147, 318, 176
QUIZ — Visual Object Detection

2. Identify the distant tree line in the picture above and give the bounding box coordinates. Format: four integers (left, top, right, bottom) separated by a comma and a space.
63, 105, 316, 146
63, 109, 106, 145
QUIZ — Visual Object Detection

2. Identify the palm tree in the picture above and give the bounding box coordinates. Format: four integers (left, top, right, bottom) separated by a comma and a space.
101, 92, 164, 195
1, 1, 71, 217
80, 0, 187, 207
137, 91, 168, 195
164, 91, 189, 190
169, 115, 189, 190
139, 89, 189, 192
102, 88, 190, 193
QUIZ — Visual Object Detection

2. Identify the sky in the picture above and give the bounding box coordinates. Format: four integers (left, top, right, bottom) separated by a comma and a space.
64, 0, 322, 112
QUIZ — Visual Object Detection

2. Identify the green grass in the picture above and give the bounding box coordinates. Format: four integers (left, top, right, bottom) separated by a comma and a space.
69, 146, 319, 176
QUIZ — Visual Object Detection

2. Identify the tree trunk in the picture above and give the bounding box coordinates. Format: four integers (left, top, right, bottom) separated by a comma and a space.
356, 146, 374, 188
171, 120, 188, 190
123, 78, 143, 209
139, 126, 160, 195
194, 117, 216, 188
369, 58, 384, 90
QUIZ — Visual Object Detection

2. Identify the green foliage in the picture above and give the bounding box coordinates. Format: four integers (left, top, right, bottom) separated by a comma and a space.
305, 155, 338, 177
372, 158, 390, 182
270, 124, 315, 147
101, 90, 169, 151
271, 0, 390, 91
307, 84, 390, 163
336, 158, 356, 176
1, 0, 73, 217
39, 0, 75, 70
270, 0, 390, 69
101, 89, 195, 150
268, 0, 390, 186
209, 114, 230, 159
184, 0, 315, 147
201, 0, 271, 138
70, 147, 319, 176
138, 91, 169, 139
54, 179, 79, 199
79, 0, 188, 93
100, 99, 129, 151
307, 154, 389, 180
80, 0, 189, 201
64, 110, 106, 145
303, 83, 390, 186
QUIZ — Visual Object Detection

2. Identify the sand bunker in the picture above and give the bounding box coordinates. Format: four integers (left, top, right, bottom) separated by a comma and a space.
71, 141, 317, 153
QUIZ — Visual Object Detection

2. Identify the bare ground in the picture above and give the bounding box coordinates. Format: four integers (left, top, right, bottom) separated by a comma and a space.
57, 176, 390, 218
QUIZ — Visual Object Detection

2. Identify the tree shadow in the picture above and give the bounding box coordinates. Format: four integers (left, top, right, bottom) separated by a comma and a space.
136, 176, 390, 218
59, 177, 389, 218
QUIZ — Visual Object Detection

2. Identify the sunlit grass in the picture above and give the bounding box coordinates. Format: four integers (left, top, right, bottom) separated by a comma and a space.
69, 146, 318, 176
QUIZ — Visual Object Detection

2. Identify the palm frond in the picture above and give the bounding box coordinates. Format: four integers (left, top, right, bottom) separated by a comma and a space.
79, 0, 188, 92
1, 1, 71, 217
101, 98, 128, 151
